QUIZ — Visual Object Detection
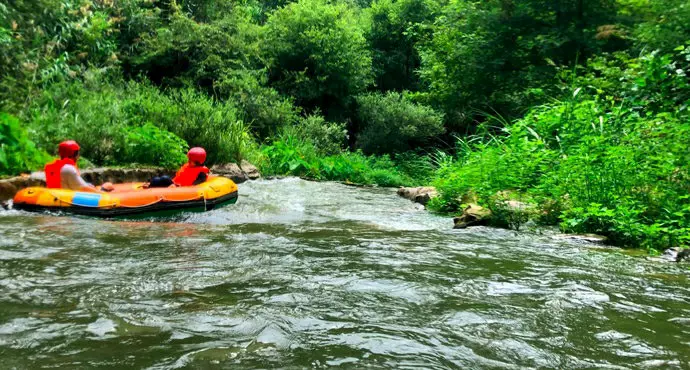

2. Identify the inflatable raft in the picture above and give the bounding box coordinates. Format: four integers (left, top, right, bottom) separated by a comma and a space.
12, 176, 238, 218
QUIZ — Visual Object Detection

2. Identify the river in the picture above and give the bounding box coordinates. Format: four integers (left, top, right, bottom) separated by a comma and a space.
1, 178, 688, 368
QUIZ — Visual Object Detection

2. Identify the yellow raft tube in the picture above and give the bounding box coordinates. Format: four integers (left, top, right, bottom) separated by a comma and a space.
12, 176, 238, 218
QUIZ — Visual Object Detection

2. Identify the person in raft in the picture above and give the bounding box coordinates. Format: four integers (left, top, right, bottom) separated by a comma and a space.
145, 147, 209, 188
45, 140, 114, 192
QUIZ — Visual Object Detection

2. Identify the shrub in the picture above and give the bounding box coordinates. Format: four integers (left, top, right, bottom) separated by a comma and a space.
263, 0, 373, 113
215, 69, 299, 137
427, 48, 690, 250
281, 112, 348, 156
24, 76, 259, 166
355, 92, 444, 154
124, 123, 188, 169
260, 133, 419, 187
0, 113, 50, 176
127, 87, 257, 164
25, 81, 131, 165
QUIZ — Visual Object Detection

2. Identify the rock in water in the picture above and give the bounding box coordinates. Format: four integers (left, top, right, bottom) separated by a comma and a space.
453, 204, 492, 229
211, 163, 247, 184
397, 186, 438, 206
240, 160, 261, 180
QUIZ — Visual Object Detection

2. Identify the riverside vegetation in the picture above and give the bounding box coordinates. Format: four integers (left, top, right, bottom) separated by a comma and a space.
1, 0, 689, 251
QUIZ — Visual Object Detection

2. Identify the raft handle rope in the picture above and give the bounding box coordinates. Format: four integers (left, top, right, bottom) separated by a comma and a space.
47, 190, 211, 209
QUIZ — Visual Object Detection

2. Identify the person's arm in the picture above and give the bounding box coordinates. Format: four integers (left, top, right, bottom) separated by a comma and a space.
61, 165, 99, 192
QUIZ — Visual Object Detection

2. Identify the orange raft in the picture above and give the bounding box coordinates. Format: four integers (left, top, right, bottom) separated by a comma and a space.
12, 176, 238, 218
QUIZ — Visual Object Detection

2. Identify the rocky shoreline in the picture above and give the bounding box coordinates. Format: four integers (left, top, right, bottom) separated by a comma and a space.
0, 162, 261, 202
396, 186, 689, 262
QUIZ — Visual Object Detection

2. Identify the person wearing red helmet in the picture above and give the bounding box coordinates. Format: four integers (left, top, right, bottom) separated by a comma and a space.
173, 147, 210, 186
44, 141, 113, 192
143, 147, 210, 188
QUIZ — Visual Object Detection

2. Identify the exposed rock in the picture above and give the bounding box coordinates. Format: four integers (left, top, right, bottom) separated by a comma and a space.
240, 160, 261, 180
397, 186, 438, 206
80, 167, 164, 185
552, 233, 609, 245
663, 248, 690, 262
677, 249, 690, 262
0, 179, 18, 203
211, 163, 247, 184
453, 204, 492, 229
0, 174, 45, 202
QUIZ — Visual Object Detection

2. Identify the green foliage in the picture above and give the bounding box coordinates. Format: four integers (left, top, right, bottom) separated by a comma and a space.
125, 86, 257, 164
263, 0, 373, 116
261, 133, 418, 187
418, 0, 623, 128
0, 113, 50, 176
129, 6, 263, 89
356, 92, 444, 154
215, 69, 299, 137
368, 0, 438, 91
0, 0, 122, 110
622, 0, 690, 52
282, 112, 348, 156
125, 123, 188, 169
24, 74, 257, 167
429, 48, 690, 250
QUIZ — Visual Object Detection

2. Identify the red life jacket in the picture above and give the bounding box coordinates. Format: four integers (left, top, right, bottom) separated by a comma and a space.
173, 163, 209, 186
44, 158, 77, 189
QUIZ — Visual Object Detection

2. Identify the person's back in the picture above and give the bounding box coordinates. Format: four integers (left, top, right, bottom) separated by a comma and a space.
173, 147, 209, 187
59, 161, 93, 190
44, 140, 112, 192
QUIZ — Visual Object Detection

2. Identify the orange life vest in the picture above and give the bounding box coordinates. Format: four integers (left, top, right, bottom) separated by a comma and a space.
173, 163, 209, 186
44, 158, 77, 189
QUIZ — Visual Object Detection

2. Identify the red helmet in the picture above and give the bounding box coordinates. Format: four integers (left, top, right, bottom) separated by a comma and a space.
187, 147, 206, 164
58, 140, 80, 158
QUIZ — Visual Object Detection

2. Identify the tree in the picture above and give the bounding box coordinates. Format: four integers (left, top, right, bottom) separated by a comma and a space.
418, 0, 622, 131
263, 0, 373, 118
356, 92, 444, 154
368, 0, 438, 92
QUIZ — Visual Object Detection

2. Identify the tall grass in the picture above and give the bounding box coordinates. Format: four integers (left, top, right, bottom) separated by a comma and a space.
260, 129, 431, 187
21, 73, 259, 166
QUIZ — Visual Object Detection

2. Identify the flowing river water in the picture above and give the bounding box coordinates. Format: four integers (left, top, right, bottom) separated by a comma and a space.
1, 178, 689, 369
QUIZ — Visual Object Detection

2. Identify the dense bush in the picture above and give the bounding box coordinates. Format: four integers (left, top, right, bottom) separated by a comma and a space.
368, 0, 438, 92
215, 69, 299, 136
261, 133, 418, 187
356, 92, 444, 154
428, 48, 690, 251
417, 0, 623, 128
125, 123, 188, 169
281, 113, 348, 156
24, 75, 257, 166
0, 113, 50, 176
263, 0, 373, 116
125, 87, 257, 164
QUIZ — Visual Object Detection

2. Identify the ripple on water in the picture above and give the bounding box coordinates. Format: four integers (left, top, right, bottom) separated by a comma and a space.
1, 178, 690, 368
